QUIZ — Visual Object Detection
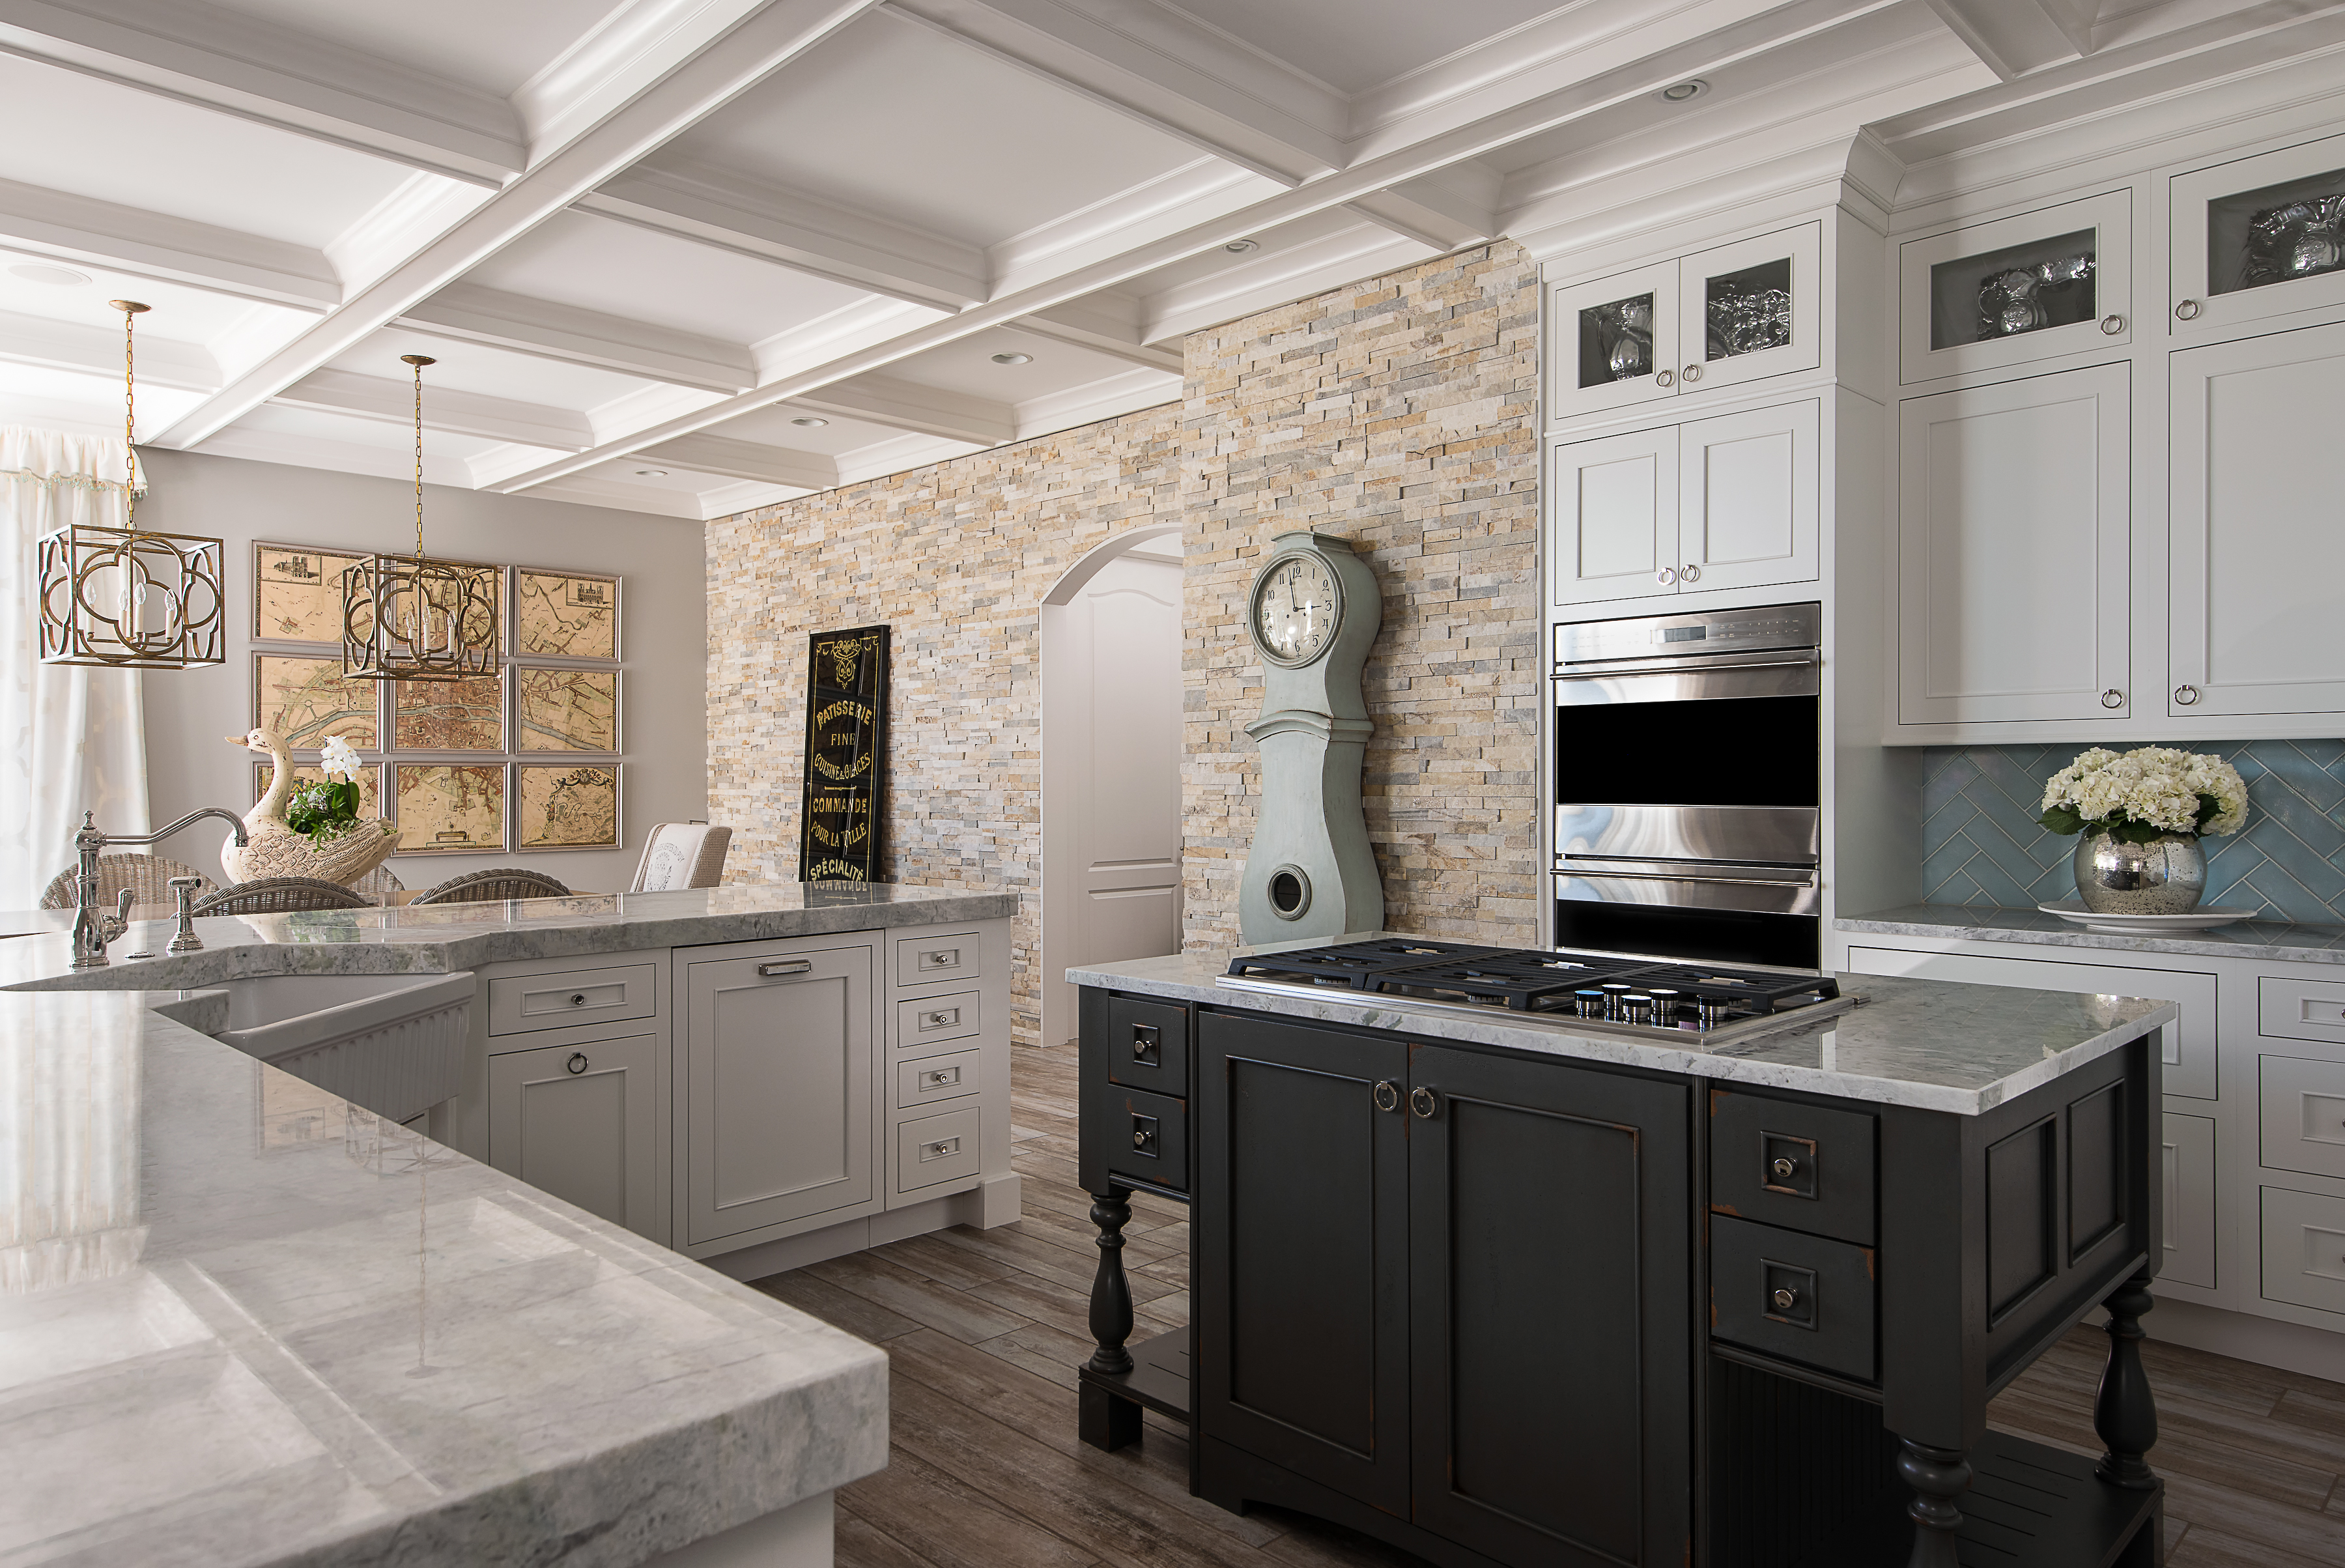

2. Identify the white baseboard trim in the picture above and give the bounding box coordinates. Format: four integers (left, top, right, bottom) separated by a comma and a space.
640, 1492, 832, 1567
700, 1178, 1015, 1282
2145, 1295, 2345, 1384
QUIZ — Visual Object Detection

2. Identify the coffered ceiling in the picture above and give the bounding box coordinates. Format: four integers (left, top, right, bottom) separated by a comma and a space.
3, 0, 2340, 519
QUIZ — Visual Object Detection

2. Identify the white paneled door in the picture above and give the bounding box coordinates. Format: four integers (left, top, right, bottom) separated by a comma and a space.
1897, 363, 2131, 724
1677, 399, 1818, 594
1550, 427, 1679, 606
1042, 547, 1184, 1048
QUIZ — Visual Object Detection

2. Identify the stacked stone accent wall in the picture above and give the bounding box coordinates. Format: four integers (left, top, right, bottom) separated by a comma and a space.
706, 241, 1542, 1043
1180, 241, 1543, 950
704, 409, 1182, 1043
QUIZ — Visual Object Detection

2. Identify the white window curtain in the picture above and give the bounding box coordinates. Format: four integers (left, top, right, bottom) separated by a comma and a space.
1, 427, 149, 909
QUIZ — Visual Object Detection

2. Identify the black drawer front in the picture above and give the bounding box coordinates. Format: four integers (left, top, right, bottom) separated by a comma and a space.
1093, 1081, 1188, 1192
1709, 1088, 1876, 1245
1711, 1214, 1876, 1383
1105, 996, 1190, 1094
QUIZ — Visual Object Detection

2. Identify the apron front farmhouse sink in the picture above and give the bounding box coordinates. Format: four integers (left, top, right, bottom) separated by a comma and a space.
192, 971, 474, 1122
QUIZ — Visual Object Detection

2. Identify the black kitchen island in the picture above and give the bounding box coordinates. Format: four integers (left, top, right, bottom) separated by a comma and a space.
1070, 937, 2173, 1568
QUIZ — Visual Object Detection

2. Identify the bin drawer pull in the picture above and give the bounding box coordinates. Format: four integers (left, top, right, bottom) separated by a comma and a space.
758, 960, 814, 978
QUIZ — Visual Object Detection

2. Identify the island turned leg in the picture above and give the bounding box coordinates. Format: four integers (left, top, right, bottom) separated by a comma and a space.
2096, 1268, 2161, 1489
1897, 1440, 1972, 1568
1079, 1185, 1142, 1451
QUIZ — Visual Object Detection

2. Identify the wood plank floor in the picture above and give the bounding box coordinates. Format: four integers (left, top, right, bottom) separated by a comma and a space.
747, 1042, 2345, 1567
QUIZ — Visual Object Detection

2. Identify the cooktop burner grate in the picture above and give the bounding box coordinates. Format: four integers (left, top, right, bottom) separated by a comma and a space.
1223, 937, 1515, 991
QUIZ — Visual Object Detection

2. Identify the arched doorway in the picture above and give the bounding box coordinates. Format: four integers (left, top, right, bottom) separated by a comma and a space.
1040, 524, 1184, 1048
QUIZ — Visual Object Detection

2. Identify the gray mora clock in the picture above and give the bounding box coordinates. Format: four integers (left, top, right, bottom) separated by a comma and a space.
1239, 530, 1384, 943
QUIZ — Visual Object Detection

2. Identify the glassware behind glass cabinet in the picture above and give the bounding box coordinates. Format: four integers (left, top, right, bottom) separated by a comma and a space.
1928, 228, 2098, 349
2208, 166, 2345, 295
1577, 292, 1654, 386
1703, 259, 1791, 360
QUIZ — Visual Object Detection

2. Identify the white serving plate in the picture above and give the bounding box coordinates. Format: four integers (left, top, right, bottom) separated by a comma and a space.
2037, 900, 2259, 935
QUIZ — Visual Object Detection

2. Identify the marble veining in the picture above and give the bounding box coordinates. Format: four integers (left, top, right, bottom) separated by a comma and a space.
0, 986, 889, 1567
0, 883, 1019, 995
1072, 944, 2175, 1116
1840, 903, 2345, 965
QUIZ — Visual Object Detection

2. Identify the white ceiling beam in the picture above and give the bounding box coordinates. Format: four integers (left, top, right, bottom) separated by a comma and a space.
485, 0, 1909, 492
0, 177, 338, 310
397, 284, 756, 395
582, 163, 988, 309
1923, 0, 2089, 79
882, 0, 1344, 184
635, 432, 840, 489
149, 0, 883, 451
781, 373, 1016, 445
272, 367, 594, 450
0, 0, 524, 184
0, 306, 220, 390
1006, 304, 1182, 373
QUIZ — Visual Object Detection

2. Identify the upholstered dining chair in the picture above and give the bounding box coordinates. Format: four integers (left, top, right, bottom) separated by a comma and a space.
42, 854, 218, 911
630, 823, 732, 891
190, 877, 372, 915
410, 868, 571, 905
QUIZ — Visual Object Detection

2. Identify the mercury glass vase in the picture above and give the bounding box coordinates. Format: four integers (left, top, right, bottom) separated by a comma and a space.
2073, 828, 2208, 915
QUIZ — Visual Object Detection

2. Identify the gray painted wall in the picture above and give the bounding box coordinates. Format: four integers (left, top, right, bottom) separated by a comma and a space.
128, 449, 708, 894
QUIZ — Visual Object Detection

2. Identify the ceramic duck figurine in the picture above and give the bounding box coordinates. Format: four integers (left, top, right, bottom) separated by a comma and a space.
223, 726, 399, 885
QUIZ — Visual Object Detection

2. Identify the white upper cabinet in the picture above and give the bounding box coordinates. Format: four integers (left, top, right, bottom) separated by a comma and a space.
1897, 364, 2131, 724
1551, 399, 1818, 607
1551, 426, 1677, 604
1677, 399, 1819, 594
1549, 223, 1821, 420
1899, 190, 2133, 384
2169, 319, 2345, 717
2170, 133, 2345, 341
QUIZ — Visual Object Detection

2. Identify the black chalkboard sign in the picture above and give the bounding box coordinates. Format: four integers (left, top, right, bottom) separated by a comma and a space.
798, 624, 889, 882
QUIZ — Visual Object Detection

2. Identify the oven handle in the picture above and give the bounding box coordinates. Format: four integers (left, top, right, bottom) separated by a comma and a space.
1556, 864, 1819, 889
1553, 656, 1818, 679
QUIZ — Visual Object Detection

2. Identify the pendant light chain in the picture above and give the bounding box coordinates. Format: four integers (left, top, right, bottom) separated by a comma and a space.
120, 300, 144, 532
411, 354, 426, 562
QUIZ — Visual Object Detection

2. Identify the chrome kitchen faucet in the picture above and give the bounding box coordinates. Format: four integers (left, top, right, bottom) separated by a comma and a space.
68, 808, 249, 969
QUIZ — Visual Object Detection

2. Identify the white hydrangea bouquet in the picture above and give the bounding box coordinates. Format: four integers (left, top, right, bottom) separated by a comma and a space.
2037, 746, 2249, 844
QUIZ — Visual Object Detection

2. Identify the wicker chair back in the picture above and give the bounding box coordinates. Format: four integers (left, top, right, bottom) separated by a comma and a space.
190, 877, 373, 915
410, 869, 571, 905
41, 855, 218, 911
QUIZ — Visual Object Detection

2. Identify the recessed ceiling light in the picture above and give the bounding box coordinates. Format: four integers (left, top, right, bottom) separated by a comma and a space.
789, 416, 828, 427
990, 352, 1032, 365
9, 263, 91, 286
634, 468, 668, 478
1223, 238, 1259, 254
1659, 79, 1707, 102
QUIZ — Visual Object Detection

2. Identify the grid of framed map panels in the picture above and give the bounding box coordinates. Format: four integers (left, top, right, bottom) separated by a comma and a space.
249, 545, 624, 855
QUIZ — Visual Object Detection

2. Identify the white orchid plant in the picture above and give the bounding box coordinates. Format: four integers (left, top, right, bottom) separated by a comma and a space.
284, 735, 368, 842
2038, 746, 2249, 845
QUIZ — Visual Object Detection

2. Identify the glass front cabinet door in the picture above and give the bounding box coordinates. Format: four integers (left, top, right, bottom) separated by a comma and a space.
1899, 190, 2133, 384
2170, 133, 2345, 340
1547, 222, 1821, 420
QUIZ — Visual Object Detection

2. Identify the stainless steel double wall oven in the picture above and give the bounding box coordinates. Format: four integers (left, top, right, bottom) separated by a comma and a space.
1552, 601, 1821, 969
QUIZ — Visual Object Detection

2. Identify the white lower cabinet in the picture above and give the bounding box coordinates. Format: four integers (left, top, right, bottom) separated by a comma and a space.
680, 940, 875, 1246
489, 1031, 668, 1244
2163, 1111, 2218, 1288
2261, 1186, 2345, 1315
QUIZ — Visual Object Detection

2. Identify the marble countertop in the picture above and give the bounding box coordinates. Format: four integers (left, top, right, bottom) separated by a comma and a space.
1, 988, 888, 1567
1072, 943, 2177, 1116
0, 883, 1018, 993
1840, 904, 2345, 965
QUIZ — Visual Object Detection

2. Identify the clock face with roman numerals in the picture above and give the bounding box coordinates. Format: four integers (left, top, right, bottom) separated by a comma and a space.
1250, 550, 1343, 668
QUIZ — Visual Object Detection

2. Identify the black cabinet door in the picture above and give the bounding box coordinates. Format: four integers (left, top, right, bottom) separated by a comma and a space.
1197, 1012, 1412, 1513
1407, 1044, 1692, 1568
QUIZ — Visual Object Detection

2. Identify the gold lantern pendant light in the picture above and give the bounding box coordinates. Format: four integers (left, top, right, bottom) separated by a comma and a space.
343, 354, 495, 681
37, 300, 227, 668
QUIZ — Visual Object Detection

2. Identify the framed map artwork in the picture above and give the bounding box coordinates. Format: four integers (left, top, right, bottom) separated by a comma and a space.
514, 763, 621, 850
256, 761, 381, 819
513, 667, 618, 752
254, 543, 369, 644
254, 653, 380, 751
393, 763, 506, 853
514, 567, 619, 661
393, 672, 505, 751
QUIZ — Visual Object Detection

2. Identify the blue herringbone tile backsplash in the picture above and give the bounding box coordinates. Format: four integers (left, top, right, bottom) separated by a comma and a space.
1921, 741, 2345, 923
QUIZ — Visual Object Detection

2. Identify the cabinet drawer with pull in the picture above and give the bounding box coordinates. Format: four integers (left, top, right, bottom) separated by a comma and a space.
1709, 1088, 1876, 1246
1105, 996, 1188, 1092
897, 1105, 982, 1195
1097, 1082, 1187, 1191
1711, 1214, 1877, 1382
2260, 976, 2345, 1046
489, 962, 656, 1038
2260, 1054, 2345, 1179
894, 931, 984, 988
895, 990, 982, 1055
896, 1048, 983, 1111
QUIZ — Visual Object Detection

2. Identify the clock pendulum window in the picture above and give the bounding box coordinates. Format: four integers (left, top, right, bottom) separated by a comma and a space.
1238, 531, 1384, 943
